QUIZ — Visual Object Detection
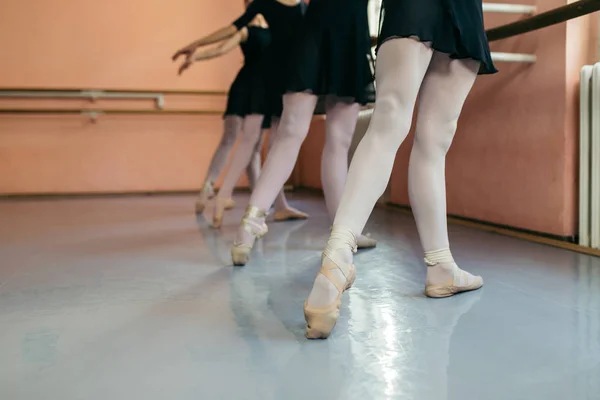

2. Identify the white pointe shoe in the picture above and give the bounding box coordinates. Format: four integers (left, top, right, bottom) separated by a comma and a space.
231, 206, 268, 266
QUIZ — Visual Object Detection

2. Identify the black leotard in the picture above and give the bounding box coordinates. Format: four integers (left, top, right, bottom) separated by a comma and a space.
233, 0, 307, 117
224, 26, 271, 123
285, 0, 375, 105
378, 0, 497, 74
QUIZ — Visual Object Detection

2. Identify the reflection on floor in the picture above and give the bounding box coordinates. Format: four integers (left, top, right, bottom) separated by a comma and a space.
0, 193, 599, 400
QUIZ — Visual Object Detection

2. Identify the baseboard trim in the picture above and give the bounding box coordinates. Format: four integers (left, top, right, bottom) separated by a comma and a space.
383, 203, 600, 258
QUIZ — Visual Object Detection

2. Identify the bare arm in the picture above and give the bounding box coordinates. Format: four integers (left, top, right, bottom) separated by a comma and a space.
194, 29, 248, 62
177, 29, 248, 75
172, 25, 238, 62
173, 25, 238, 61
172, 2, 260, 62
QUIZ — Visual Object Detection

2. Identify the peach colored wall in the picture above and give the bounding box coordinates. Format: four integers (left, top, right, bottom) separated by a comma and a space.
296, 1, 598, 237
0, 0, 251, 195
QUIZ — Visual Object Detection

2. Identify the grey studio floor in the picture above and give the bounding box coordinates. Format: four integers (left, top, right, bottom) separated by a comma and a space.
0, 192, 599, 400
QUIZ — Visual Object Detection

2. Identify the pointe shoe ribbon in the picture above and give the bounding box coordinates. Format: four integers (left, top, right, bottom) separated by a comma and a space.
330, 225, 375, 249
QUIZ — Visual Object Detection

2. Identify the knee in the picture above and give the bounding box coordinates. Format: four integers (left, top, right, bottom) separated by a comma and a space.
325, 127, 353, 153
276, 116, 310, 147
367, 94, 413, 148
414, 117, 458, 155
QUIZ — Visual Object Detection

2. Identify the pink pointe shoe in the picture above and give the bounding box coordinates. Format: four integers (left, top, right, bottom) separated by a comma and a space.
304, 241, 357, 339
195, 182, 215, 214
423, 249, 484, 298
231, 206, 268, 266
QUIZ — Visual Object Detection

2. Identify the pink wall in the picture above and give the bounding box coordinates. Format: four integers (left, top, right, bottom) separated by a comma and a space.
0, 0, 250, 194
296, 1, 598, 237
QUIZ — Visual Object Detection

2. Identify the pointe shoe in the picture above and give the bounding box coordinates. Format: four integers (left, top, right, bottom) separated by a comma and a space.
212, 197, 230, 229
224, 198, 236, 210
356, 234, 377, 249
424, 263, 484, 298
273, 206, 309, 222
231, 206, 268, 266
195, 182, 215, 214
304, 250, 357, 339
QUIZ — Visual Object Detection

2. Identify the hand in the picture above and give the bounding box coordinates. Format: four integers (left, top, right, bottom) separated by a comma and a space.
177, 54, 195, 75
172, 45, 196, 63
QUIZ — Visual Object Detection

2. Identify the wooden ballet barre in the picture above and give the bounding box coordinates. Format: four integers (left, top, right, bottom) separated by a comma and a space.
0, 88, 227, 96
0, 89, 166, 109
0, 108, 224, 122
486, 0, 600, 42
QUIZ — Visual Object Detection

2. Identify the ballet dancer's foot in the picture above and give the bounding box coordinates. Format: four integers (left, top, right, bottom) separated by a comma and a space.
356, 233, 377, 249
304, 227, 357, 339
195, 181, 214, 214
212, 197, 232, 229
273, 206, 309, 222
224, 198, 236, 210
231, 206, 268, 266
424, 249, 483, 298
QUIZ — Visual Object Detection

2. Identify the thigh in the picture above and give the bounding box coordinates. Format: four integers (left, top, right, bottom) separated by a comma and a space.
416, 51, 479, 127
277, 93, 318, 140
374, 38, 433, 112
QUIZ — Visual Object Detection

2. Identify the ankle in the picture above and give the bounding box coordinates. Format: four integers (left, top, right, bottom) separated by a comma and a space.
424, 248, 454, 266
324, 226, 357, 264
243, 205, 267, 221
202, 180, 214, 192
236, 205, 268, 240
425, 249, 457, 285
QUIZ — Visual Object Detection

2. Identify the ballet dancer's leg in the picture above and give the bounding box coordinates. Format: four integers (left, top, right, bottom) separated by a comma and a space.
408, 52, 483, 298
305, 40, 484, 338
321, 98, 377, 248
304, 39, 433, 338
246, 130, 266, 190
232, 93, 318, 265
268, 117, 310, 221
213, 114, 264, 228
196, 115, 243, 213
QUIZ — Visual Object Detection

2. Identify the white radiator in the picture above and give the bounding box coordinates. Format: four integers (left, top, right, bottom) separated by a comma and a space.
579, 64, 600, 249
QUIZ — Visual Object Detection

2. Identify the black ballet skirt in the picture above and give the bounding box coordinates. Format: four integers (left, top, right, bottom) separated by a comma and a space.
378, 0, 497, 75
286, 0, 375, 105
224, 27, 271, 120
233, 0, 307, 117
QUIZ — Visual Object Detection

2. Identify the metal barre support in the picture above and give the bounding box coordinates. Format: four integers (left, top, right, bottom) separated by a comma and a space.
0, 90, 165, 110
491, 52, 536, 63
482, 3, 536, 14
